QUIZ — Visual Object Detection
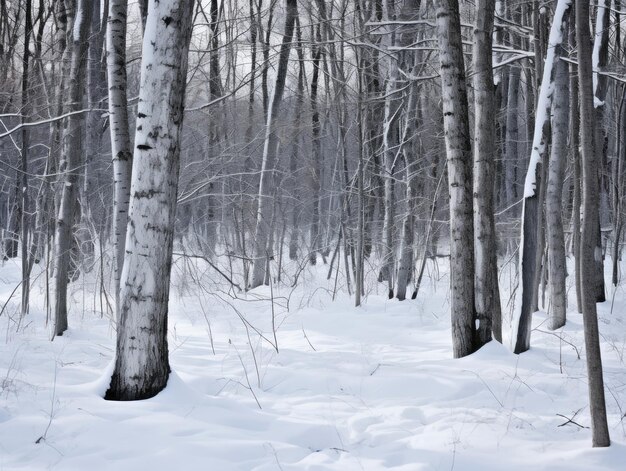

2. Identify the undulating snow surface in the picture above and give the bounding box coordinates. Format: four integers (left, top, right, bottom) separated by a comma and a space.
1, 255, 625, 470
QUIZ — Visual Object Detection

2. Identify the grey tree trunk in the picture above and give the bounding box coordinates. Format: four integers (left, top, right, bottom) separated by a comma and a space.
20, 0, 32, 316
107, 0, 196, 401
546, 30, 569, 331
250, 0, 298, 289
53, 0, 93, 336
568, 18, 583, 312
592, 0, 610, 303
576, 0, 611, 447
504, 3, 521, 213
308, 22, 323, 265
613, 89, 626, 286
514, 0, 570, 354
81, 0, 106, 271
472, 0, 502, 343
434, 0, 477, 358
396, 82, 418, 301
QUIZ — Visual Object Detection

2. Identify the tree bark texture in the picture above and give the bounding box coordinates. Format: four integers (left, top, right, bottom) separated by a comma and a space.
107, 0, 196, 401
107, 0, 133, 317
472, 0, 502, 343
576, 0, 611, 447
53, 0, 93, 336
546, 27, 569, 331
434, 0, 477, 358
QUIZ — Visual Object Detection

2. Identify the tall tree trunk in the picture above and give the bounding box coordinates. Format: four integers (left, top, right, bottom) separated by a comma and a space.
576, 0, 611, 447
107, 0, 133, 316
473, 0, 502, 343
308, 21, 322, 265
20, 0, 32, 316
592, 0, 610, 303
613, 88, 626, 286
434, 0, 476, 358
514, 0, 570, 354
107, 0, 196, 401
53, 0, 93, 336
546, 23, 569, 330
81, 0, 106, 272
250, 0, 298, 289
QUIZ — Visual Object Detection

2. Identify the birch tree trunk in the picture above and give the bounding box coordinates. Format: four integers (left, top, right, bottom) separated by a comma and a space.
472, 0, 502, 343
546, 28, 569, 330
53, 0, 93, 336
250, 0, 298, 289
434, 0, 477, 358
107, 0, 133, 316
107, 0, 196, 401
576, 0, 610, 447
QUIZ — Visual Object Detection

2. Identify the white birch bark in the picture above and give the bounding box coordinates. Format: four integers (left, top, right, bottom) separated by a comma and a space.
107, 0, 196, 400
106, 0, 133, 316
472, 0, 502, 343
434, 0, 476, 358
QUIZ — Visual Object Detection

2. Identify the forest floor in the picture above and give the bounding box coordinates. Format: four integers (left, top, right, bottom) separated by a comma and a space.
1, 254, 626, 470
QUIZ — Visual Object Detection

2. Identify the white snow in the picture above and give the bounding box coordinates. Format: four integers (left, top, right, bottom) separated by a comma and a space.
592, 0, 608, 97
1, 254, 625, 470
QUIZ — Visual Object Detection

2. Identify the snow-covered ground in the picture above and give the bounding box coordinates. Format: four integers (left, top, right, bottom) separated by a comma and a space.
1, 254, 625, 470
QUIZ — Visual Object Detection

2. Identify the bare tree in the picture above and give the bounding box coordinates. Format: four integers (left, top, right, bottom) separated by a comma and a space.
576, 0, 610, 448
250, 0, 298, 289
546, 23, 569, 330
514, 0, 570, 353
434, 0, 477, 357
472, 0, 502, 343
107, 0, 196, 400
52, 0, 93, 336
107, 0, 133, 315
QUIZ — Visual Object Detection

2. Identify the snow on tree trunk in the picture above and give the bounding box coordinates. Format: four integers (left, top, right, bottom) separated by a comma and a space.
106, 0, 133, 317
434, 0, 477, 358
53, 0, 93, 337
576, 0, 611, 447
513, 0, 570, 354
106, 0, 196, 401
250, 0, 298, 289
546, 26, 569, 331
472, 0, 502, 343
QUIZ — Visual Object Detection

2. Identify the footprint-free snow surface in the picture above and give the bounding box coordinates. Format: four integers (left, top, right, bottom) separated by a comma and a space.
1, 256, 625, 470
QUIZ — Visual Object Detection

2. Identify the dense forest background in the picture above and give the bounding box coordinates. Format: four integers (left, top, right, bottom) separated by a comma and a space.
1, 0, 625, 458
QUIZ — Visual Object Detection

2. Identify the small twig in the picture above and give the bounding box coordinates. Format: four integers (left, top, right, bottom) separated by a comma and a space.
36, 361, 58, 444
302, 326, 316, 351
556, 409, 589, 429
231, 341, 262, 409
